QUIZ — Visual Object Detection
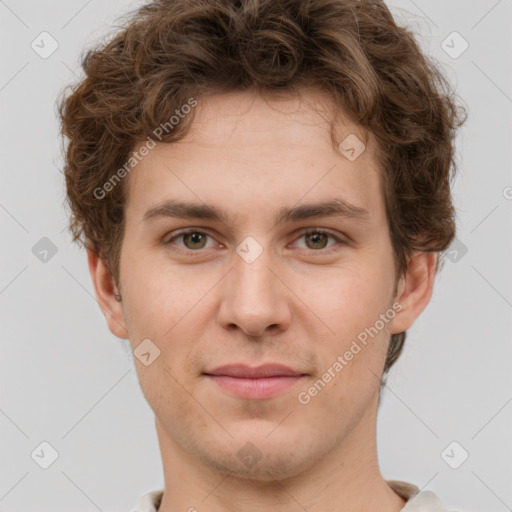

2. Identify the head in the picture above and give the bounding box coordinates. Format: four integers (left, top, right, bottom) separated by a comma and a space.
58, 0, 465, 481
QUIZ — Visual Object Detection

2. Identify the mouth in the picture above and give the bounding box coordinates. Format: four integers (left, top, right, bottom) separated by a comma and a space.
202, 363, 308, 399
203, 374, 307, 399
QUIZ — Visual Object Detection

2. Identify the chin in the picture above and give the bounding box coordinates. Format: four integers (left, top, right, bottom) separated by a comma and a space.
195, 432, 317, 482
205, 450, 306, 482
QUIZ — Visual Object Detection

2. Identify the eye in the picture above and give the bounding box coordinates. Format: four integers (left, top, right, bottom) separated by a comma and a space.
163, 228, 345, 254
164, 229, 217, 251
290, 229, 344, 252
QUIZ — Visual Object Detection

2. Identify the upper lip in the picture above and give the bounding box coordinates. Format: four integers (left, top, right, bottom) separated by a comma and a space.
204, 363, 307, 378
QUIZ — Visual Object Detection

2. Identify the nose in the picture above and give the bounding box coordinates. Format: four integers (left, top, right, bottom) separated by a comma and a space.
216, 243, 292, 338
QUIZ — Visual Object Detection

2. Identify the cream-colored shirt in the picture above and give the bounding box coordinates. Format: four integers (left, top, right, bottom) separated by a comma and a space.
130, 480, 458, 511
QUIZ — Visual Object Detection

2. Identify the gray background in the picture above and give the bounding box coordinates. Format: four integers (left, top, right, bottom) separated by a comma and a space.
1, 0, 511, 511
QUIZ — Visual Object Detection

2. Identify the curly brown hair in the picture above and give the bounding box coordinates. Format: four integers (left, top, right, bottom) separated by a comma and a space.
57, 0, 466, 375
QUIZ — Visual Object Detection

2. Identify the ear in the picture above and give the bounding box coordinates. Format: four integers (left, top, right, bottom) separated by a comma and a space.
87, 249, 129, 339
389, 251, 438, 335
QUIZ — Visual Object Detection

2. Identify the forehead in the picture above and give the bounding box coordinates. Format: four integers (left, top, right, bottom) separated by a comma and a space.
176, 88, 370, 152
124, 89, 385, 229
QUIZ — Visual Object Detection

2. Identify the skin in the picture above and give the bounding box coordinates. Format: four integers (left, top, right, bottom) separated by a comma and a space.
88, 88, 436, 512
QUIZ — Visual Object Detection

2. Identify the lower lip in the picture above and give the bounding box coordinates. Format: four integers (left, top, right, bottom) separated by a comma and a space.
205, 375, 306, 399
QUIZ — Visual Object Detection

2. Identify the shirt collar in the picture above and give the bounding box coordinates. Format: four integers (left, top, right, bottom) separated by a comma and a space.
131, 480, 451, 512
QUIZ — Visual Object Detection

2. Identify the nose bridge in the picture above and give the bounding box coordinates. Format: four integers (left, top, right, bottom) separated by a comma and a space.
235, 243, 276, 299
218, 236, 290, 336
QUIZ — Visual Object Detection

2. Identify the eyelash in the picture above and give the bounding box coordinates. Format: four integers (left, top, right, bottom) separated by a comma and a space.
163, 228, 345, 255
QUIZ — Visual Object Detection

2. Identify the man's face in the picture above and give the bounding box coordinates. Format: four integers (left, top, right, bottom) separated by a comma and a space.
116, 89, 403, 479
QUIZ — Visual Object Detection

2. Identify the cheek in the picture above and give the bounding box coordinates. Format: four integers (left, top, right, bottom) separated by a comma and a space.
301, 255, 394, 388
136, 358, 209, 443
310, 260, 392, 335
120, 250, 195, 336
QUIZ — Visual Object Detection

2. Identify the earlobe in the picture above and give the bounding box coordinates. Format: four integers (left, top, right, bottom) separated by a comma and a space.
389, 251, 437, 335
87, 250, 129, 339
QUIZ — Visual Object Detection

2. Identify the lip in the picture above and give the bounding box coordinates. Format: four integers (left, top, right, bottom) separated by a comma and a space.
205, 375, 306, 399
204, 363, 306, 378
203, 364, 308, 400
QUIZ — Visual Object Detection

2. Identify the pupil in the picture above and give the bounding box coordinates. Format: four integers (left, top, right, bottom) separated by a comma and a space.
186, 232, 205, 248
308, 232, 326, 249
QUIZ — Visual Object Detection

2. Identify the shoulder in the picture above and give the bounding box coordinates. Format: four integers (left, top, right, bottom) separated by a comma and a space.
130, 489, 164, 512
132, 483, 462, 512
386, 479, 460, 512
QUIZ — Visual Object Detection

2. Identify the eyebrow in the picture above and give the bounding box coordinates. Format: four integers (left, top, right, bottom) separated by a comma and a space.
142, 197, 370, 226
